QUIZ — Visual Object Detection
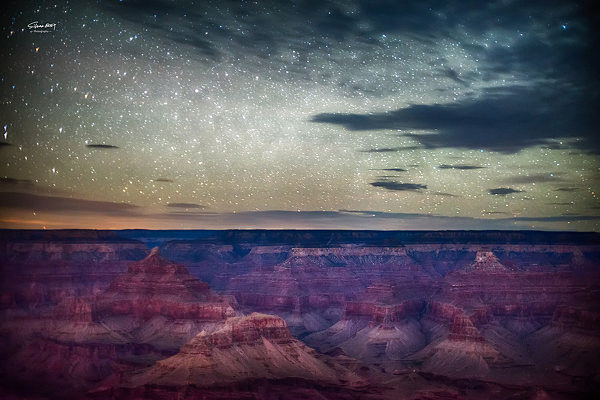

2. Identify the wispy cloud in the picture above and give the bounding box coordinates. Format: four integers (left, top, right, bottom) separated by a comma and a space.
489, 188, 523, 196
0, 177, 34, 186
504, 173, 563, 184
359, 146, 421, 153
0, 192, 139, 216
370, 168, 407, 172
439, 164, 484, 170
166, 203, 206, 209
86, 144, 119, 149
370, 181, 427, 191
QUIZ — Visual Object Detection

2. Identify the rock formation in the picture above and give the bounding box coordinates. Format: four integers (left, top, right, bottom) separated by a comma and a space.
0, 247, 239, 397
123, 313, 366, 391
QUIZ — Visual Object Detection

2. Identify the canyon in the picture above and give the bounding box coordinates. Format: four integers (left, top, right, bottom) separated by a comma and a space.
0, 230, 599, 399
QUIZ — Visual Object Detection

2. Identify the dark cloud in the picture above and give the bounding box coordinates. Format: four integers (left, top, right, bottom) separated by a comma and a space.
0, 192, 139, 215
162, 211, 217, 216
555, 187, 579, 192
102, 0, 598, 93
513, 215, 600, 222
103, 0, 222, 61
482, 211, 509, 215
548, 202, 574, 206
191, 209, 489, 230
0, 177, 33, 185
126, 209, 600, 231
542, 142, 571, 150
213, 209, 598, 230
489, 188, 524, 196
312, 84, 599, 153
104, 0, 598, 153
370, 181, 426, 191
154, 178, 174, 183
359, 146, 421, 153
167, 203, 206, 209
370, 168, 407, 172
438, 164, 484, 170
86, 144, 119, 149
0, 142, 12, 147
504, 173, 563, 184
439, 67, 469, 87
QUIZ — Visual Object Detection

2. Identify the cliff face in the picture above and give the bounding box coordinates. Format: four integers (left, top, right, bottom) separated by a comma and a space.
0, 234, 148, 313
302, 248, 599, 393
95, 247, 236, 321
0, 246, 240, 398
0, 229, 148, 263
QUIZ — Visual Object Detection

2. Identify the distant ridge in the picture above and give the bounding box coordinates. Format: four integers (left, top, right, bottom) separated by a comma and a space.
2, 229, 599, 245
117, 229, 600, 246
0, 229, 135, 242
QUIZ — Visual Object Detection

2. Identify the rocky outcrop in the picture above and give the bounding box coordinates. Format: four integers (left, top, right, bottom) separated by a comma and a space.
410, 309, 506, 379
124, 313, 366, 391
458, 251, 509, 273
95, 247, 237, 322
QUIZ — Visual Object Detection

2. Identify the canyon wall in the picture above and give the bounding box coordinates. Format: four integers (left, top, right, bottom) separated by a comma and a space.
0, 230, 598, 399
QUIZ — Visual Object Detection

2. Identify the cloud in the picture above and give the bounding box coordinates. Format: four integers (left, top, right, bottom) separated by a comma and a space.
0, 142, 12, 147
0, 178, 70, 196
103, 1, 222, 60
154, 178, 174, 183
438, 164, 484, 170
359, 146, 421, 153
167, 203, 206, 209
86, 144, 120, 149
0, 192, 139, 216
555, 187, 579, 192
489, 188, 524, 196
150, 209, 493, 230
0, 177, 33, 186
439, 67, 469, 87
513, 215, 600, 222
312, 84, 599, 153
370, 181, 427, 191
2, 203, 597, 230
161, 211, 217, 217
433, 192, 458, 197
370, 168, 407, 172
103, 1, 597, 152
504, 173, 563, 184
196, 209, 598, 230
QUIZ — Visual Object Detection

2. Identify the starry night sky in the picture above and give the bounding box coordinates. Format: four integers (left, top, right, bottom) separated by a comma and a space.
0, 0, 599, 230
